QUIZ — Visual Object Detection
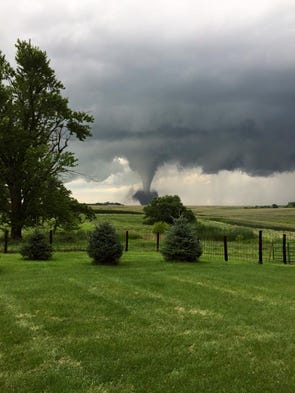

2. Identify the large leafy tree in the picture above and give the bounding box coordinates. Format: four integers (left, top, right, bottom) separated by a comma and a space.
32, 177, 95, 232
143, 195, 196, 225
0, 40, 93, 239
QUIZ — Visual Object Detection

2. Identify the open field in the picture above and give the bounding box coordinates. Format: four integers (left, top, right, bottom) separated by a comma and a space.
190, 206, 295, 232
0, 252, 294, 392
90, 205, 144, 214
91, 204, 295, 233
90, 204, 295, 231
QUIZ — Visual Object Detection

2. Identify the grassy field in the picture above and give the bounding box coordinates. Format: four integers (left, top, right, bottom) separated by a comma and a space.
190, 206, 295, 232
0, 252, 294, 392
90, 205, 144, 214
90, 204, 295, 232
85, 205, 295, 238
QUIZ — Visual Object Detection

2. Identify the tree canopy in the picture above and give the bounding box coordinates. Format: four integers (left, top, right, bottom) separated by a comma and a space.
0, 40, 94, 238
143, 195, 196, 225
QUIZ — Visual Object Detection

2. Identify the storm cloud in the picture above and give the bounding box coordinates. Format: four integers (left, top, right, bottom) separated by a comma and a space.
2, 0, 295, 203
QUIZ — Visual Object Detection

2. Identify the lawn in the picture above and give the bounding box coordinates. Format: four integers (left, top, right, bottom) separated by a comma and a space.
0, 252, 294, 392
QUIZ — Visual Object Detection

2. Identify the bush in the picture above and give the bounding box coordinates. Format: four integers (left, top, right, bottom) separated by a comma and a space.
161, 216, 202, 262
143, 195, 196, 225
152, 221, 169, 234
20, 231, 52, 260
87, 222, 123, 265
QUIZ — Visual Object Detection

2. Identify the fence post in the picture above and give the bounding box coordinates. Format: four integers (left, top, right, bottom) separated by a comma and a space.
258, 230, 263, 264
282, 234, 287, 264
4, 229, 8, 253
271, 242, 274, 261
223, 236, 228, 261
156, 232, 160, 252
49, 230, 53, 245
125, 230, 129, 252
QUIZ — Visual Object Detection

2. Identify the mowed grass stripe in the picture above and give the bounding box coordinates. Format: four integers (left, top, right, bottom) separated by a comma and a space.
0, 252, 294, 393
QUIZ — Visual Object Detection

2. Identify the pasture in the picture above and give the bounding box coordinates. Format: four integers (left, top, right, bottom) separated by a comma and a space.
190, 206, 295, 232
91, 204, 295, 231
0, 252, 294, 393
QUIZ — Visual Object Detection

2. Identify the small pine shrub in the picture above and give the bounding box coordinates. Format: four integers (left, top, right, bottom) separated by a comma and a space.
20, 231, 52, 260
87, 222, 123, 265
161, 216, 202, 262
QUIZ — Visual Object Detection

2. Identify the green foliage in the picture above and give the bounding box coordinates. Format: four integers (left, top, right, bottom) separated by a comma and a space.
87, 222, 123, 265
161, 216, 202, 262
143, 195, 196, 225
20, 231, 52, 260
0, 40, 93, 239
39, 179, 96, 231
152, 221, 169, 234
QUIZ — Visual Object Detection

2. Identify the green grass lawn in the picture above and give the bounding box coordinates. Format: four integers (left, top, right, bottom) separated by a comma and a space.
0, 252, 294, 392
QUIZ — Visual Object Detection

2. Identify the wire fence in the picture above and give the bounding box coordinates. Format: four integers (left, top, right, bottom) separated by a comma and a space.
1, 228, 295, 264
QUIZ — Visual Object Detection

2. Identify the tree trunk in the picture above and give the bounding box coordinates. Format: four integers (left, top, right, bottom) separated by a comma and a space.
9, 182, 23, 240
11, 225, 22, 240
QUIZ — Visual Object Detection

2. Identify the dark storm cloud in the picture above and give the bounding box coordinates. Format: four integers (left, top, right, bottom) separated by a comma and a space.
66, 27, 295, 191
3, 1, 295, 192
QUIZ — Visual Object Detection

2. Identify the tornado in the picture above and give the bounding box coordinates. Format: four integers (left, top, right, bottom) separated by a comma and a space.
132, 189, 158, 205
129, 155, 160, 204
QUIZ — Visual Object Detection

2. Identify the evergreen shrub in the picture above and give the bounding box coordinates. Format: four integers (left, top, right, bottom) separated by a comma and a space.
87, 222, 123, 265
161, 216, 202, 262
20, 231, 52, 260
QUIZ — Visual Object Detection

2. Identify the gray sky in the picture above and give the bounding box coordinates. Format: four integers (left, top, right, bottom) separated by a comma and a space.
2, 0, 295, 204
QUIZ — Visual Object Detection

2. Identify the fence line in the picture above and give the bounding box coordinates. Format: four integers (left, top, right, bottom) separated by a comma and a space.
1, 229, 295, 264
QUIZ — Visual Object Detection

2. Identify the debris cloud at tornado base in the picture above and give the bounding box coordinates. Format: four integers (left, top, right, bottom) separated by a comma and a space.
132, 190, 158, 205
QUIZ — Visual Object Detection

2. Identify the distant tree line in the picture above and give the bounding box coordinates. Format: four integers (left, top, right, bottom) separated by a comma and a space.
244, 202, 295, 209
89, 202, 124, 206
